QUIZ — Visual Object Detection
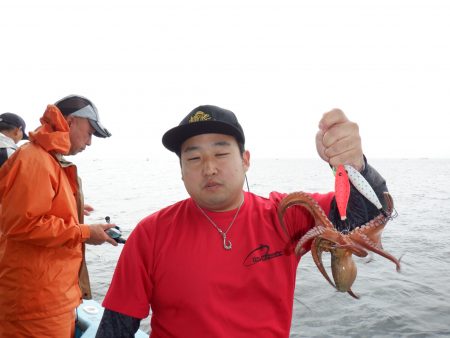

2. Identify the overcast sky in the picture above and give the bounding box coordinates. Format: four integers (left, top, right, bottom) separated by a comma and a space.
1, 0, 449, 160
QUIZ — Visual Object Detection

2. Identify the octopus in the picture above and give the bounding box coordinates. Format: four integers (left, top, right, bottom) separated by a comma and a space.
278, 191, 400, 298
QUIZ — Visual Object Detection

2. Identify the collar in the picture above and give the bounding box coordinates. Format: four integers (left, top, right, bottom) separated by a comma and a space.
0, 132, 17, 149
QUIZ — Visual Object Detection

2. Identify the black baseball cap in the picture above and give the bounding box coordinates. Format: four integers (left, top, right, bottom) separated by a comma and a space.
162, 105, 245, 154
0, 113, 29, 140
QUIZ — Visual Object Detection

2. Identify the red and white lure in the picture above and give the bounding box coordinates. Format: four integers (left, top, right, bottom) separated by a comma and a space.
334, 165, 350, 221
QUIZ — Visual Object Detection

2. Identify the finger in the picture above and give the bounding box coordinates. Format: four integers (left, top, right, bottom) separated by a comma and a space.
315, 129, 329, 162
322, 121, 359, 149
101, 223, 117, 230
84, 204, 94, 212
327, 147, 362, 168
326, 140, 364, 169
324, 134, 361, 159
106, 237, 119, 246
319, 109, 349, 131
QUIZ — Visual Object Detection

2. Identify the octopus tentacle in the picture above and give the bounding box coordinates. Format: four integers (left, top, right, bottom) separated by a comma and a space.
350, 233, 401, 271
295, 225, 348, 256
348, 193, 401, 271
278, 192, 334, 239
309, 226, 370, 258
332, 242, 369, 258
295, 225, 327, 257
347, 289, 359, 299
310, 238, 336, 288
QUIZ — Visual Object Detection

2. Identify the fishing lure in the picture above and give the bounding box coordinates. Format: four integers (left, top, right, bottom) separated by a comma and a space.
334, 165, 350, 221
344, 164, 383, 211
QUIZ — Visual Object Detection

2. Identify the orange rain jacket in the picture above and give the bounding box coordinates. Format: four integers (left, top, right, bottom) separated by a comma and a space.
0, 105, 92, 321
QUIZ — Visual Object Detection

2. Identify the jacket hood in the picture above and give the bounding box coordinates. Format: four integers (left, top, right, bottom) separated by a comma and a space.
29, 105, 71, 154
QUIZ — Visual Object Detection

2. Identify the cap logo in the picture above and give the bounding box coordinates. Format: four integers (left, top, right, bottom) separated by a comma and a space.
189, 111, 211, 123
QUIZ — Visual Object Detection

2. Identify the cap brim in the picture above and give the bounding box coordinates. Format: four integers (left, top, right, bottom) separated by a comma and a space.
162, 120, 244, 153
90, 120, 111, 138
22, 132, 29, 140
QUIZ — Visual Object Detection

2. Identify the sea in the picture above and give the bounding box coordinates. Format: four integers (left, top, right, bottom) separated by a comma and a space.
78, 157, 450, 338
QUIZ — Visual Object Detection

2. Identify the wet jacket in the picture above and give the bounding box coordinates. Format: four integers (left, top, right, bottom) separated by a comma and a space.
0, 105, 91, 321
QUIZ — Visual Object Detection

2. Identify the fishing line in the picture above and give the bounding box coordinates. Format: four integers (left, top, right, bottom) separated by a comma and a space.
245, 174, 250, 192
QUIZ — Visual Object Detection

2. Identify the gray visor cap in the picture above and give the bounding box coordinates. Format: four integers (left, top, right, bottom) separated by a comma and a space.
70, 104, 111, 138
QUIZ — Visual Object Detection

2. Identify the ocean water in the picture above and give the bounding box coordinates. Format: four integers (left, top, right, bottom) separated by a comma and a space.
79, 157, 450, 337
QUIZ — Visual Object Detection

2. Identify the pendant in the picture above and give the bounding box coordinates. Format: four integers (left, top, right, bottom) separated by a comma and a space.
222, 234, 232, 250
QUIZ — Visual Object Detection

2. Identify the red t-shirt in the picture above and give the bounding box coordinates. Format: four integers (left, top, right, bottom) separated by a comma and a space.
103, 191, 333, 337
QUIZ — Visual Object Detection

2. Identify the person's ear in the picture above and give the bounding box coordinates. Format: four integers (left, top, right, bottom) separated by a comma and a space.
12, 128, 22, 141
242, 150, 250, 172
66, 115, 74, 127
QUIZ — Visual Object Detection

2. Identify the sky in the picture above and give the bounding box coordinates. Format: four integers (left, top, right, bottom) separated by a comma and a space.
1, 0, 449, 160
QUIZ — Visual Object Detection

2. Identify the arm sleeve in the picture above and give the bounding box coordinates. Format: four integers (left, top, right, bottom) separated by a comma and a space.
330, 157, 389, 232
102, 217, 155, 319
0, 153, 85, 247
95, 309, 141, 338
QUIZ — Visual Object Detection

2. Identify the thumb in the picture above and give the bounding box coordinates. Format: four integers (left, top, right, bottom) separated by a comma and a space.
102, 223, 117, 231
315, 129, 328, 163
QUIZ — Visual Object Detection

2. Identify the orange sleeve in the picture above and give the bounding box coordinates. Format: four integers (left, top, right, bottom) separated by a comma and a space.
79, 224, 91, 242
0, 152, 86, 248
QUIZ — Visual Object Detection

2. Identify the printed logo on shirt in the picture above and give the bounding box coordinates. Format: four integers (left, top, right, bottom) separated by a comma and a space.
243, 244, 284, 267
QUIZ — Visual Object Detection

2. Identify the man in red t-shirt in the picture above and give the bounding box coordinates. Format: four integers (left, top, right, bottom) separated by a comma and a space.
96, 106, 388, 338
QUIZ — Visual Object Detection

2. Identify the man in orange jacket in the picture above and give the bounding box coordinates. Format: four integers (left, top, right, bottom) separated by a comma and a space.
0, 95, 118, 338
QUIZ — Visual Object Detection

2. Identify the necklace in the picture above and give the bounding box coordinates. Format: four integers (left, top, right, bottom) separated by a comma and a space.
196, 198, 244, 250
